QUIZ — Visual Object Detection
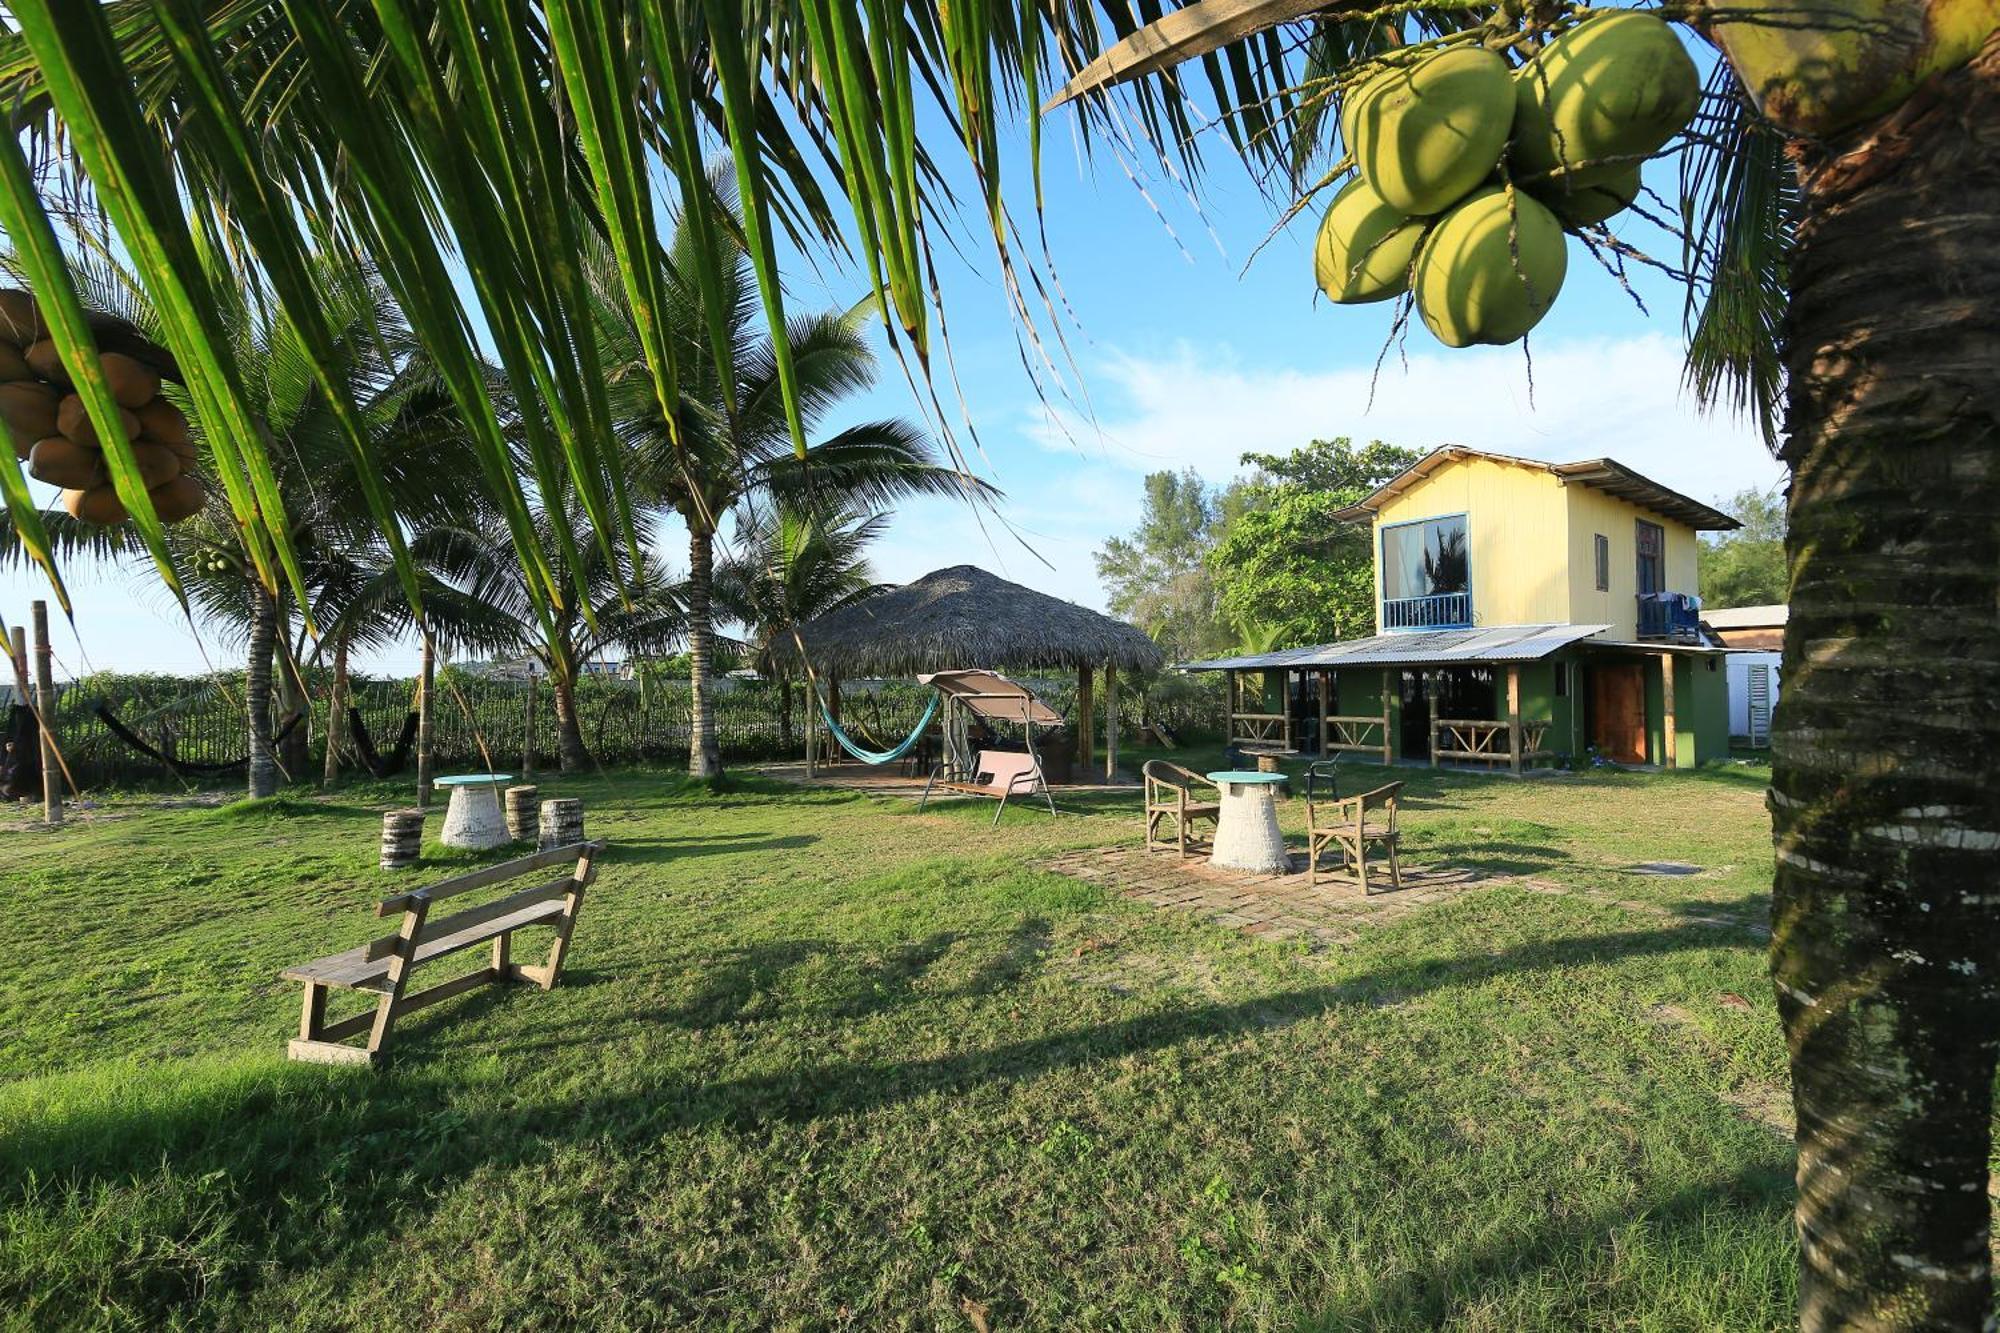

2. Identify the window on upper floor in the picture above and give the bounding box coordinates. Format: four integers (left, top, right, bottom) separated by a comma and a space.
1380, 514, 1471, 629
1636, 519, 1664, 595
1593, 533, 1609, 591
1382, 514, 1469, 601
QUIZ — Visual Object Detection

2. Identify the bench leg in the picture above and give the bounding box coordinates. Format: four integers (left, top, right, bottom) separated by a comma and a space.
299, 982, 327, 1041
493, 931, 511, 976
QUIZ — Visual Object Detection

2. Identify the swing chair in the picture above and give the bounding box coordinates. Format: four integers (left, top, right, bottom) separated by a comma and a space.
916, 669, 1062, 825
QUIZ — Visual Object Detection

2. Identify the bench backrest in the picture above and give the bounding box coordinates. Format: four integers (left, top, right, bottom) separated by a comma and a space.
367, 840, 602, 961
975, 749, 1040, 789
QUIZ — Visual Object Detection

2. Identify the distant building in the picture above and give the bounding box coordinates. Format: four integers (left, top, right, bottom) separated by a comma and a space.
1703, 606, 1786, 745
1702, 604, 1786, 649
1182, 446, 1739, 769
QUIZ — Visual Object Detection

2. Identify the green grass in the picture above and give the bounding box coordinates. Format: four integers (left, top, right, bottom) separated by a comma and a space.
0, 754, 1796, 1330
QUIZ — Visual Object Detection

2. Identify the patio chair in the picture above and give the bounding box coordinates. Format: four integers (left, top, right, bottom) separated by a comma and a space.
1143, 760, 1221, 855
1305, 779, 1404, 893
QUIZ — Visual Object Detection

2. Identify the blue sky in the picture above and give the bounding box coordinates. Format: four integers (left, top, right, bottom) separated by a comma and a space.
2, 58, 1786, 681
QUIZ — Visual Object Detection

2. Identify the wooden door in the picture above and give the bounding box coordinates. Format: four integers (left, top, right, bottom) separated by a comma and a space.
1590, 663, 1648, 764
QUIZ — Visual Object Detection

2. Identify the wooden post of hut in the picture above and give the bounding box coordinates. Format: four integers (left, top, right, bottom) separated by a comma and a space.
1103, 659, 1117, 782
1076, 665, 1093, 767
416, 639, 435, 809
1658, 652, 1678, 770
31, 601, 59, 825
827, 673, 841, 767
1506, 665, 1523, 775
1318, 670, 1332, 756
1427, 674, 1440, 768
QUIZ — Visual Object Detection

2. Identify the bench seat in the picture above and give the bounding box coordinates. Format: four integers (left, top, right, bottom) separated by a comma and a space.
281, 840, 602, 1065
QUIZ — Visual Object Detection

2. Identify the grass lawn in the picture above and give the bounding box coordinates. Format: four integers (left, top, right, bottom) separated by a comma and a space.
0, 751, 1798, 1330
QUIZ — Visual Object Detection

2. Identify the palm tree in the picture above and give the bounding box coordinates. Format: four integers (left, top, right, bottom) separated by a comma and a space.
584, 188, 986, 779
424, 492, 685, 772
715, 504, 890, 753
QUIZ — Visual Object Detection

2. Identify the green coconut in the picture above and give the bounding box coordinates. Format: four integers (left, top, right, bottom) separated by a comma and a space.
1414, 187, 1569, 348
1313, 176, 1428, 304
1531, 161, 1643, 228
1342, 46, 1515, 216
1510, 11, 1699, 183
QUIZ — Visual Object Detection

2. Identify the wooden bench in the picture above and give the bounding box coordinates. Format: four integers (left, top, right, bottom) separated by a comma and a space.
919, 748, 1057, 825
281, 840, 603, 1065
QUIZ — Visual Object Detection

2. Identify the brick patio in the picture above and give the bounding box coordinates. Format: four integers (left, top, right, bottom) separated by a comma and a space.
1041, 846, 1553, 947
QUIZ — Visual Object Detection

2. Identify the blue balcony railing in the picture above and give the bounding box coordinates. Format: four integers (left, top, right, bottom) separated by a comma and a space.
1637, 592, 1702, 643
1383, 591, 1472, 631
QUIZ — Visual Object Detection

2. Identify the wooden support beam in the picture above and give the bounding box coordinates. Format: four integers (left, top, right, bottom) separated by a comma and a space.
1659, 652, 1678, 769
1506, 665, 1523, 775
1076, 665, 1094, 765
416, 639, 435, 809
1427, 676, 1440, 768
1318, 670, 1331, 756
1104, 660, 1118, 781
31, 601, 59, 825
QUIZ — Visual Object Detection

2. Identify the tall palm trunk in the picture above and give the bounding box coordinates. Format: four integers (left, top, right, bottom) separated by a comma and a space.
322, 632, 349, 785
245, 584, 279, 799
686, 522, 722, 778
551, 665, 590, 772
1770, 37, 2000, 1330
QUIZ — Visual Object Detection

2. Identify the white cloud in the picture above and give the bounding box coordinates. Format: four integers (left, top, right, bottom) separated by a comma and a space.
1027, 332, 1787, 507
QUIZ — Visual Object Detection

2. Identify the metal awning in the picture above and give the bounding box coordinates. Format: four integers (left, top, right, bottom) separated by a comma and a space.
918, 669, 1065, 725
1180, 623, 1612, 672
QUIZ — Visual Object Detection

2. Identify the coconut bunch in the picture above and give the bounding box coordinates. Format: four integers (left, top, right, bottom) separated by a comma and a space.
0, 288, 204, 526
1314, 11, 1700, 348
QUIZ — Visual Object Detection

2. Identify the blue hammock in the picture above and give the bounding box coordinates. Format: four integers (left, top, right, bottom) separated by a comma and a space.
815, 692, 939, 765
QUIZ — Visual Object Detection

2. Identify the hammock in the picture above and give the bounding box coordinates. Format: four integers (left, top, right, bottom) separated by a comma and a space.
347, 707, 420, 779
815, 692, 938, 765
94, 702, 303, 777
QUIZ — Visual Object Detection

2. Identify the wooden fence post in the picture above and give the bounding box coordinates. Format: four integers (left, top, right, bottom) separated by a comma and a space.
32, 601, 59, 825
416, 639, 435, 808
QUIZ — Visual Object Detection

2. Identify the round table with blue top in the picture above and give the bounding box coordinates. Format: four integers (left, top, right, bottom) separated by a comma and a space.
1205, 770, 1291, 874
432, 773, 513, 850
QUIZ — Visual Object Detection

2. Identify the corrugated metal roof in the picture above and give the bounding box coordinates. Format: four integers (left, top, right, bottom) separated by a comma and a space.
1331, 447, 1741, 532
1180, 623, 1611, 671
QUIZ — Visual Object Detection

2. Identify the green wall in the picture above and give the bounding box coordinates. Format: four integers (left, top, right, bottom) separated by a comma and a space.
1642, 653, 1729, 767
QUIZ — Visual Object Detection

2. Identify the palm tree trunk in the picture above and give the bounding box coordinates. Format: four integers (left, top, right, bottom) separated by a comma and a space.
322, 632, 349, 785
245, 584, 279, 799
552, 668, 590, 772
1770, 37, 2000, 1330
687, 523, 722, 778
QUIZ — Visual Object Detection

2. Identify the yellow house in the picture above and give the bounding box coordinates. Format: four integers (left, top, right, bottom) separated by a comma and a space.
1187, 447, 1740, 771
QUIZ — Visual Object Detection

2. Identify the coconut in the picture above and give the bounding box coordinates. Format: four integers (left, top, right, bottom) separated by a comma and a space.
1531, 161, 1643, 228
27, 436, 108, 490
56, 394, 142, 450
129, 441, 183, 489
1510, 11, 1699, 183
0, 290, 42, 344
0, 380, 60, 457
150, 475, 206, 523
135, 397, 192, 448
1342, 47, 1515, 216
0, 342, 31, 383
64, 484, 129, 526
1314, 177, 1428, 304
100, 352, 162, 409
1414, 187, 1569, 348
23, 339, 70, 386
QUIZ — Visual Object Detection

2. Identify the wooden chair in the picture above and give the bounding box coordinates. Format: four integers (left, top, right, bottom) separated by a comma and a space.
1305, 779, 1404, 892
1143, 760, 1221, 855
920, 748, 1057, 825
280, 840, 603, 1065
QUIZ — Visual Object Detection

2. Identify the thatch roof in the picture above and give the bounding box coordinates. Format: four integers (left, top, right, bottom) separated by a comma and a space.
790, 564, 1164, 678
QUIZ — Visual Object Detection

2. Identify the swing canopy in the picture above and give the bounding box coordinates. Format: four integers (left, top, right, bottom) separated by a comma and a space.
919, 669, 1063, 727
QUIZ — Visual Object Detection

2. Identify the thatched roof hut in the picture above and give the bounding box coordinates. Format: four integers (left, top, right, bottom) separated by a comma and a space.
790, 564, 1163, 678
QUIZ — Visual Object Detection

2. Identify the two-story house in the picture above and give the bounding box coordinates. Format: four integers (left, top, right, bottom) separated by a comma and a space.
1187, 447, 1738, 770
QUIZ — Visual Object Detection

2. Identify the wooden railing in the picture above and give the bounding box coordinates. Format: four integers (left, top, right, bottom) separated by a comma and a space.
1228, 711, 1290, 749
1321, 713, 1391, 763
1430, 718, 1554, 770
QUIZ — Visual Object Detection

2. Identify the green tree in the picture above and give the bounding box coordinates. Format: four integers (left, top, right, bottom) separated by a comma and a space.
1698, 485, 1788, 609
1093, 469, 1243, 662
716, 505, 888, 753
583, 189, 983, 779
1209, 439, 1420, 646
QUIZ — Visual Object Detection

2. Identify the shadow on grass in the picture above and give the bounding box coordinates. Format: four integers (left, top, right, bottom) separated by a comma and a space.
611, 833, 820, 863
